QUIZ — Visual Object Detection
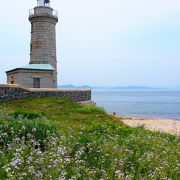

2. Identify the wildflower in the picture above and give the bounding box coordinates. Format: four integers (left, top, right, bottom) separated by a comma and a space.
27, 133, 32, 138
9, 158, 23, 168
35, 171, 43, 178
32, 128, 37, 133
28, 166, 35, 175
64, 156, 71, 163
58, 146, 65, 155
21, 126, 26, 130
7, 143, 13, 151
15, 137, 21, 143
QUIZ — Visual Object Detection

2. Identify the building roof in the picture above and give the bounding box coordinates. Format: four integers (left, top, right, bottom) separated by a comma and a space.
6, 64, 54, 73
21, 64, 54, 70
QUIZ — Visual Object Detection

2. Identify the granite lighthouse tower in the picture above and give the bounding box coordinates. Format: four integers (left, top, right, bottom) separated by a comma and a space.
6, 0, 59, 88
29, 0, 58, 88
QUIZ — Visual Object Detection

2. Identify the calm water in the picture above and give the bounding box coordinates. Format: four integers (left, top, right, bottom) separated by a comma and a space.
92, 90, 180, 120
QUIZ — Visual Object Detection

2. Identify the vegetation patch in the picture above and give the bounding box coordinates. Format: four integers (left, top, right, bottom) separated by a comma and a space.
10, 110, 45, 119
0, 97, 179, 179
0, 118, 58, 151
75, 106, 106, 114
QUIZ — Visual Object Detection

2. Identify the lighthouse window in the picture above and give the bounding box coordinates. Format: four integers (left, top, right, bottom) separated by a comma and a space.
30, 43, 32, 52
31, 24, 33, 33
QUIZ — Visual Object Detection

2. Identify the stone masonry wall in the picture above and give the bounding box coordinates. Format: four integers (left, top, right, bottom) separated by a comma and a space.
0, 85, 91, 102
29, 6, 58, 88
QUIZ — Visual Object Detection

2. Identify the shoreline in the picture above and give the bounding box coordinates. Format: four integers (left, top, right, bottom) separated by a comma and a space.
116, 115, 180, 136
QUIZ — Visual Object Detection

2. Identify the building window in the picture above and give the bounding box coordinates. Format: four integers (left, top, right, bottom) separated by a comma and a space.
33, 78, 40, 88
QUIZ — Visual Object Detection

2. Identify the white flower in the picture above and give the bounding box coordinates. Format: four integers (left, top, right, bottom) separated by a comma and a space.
32, 128, 37, 133
58, 146, 65, 155
9, 158, 22, 167
21, 126, 26, 130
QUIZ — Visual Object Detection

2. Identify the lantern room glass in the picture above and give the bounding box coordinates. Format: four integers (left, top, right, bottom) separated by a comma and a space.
37, 0, 50, 7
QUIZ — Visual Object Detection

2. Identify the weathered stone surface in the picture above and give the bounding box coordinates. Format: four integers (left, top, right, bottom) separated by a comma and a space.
29, 6, 58, 88
78, 100, 96, 106
0, 84, 91, 102
7, 69, 54, 88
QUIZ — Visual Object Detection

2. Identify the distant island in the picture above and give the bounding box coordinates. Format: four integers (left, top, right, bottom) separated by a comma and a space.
59, 84, 168, 90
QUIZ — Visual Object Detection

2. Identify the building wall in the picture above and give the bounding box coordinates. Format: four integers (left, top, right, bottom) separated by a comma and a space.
29, 6, 58, 88
7, 72, 20, 85
7, 70, 54, 88
0, 84, 91, 102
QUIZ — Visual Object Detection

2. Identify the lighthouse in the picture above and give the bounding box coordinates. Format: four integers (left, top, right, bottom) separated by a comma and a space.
29, 0, 58, 88
6, 0, 59, 88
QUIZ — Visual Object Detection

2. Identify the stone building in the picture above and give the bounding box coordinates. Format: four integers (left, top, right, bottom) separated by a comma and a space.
6, 0, 58, 88
6, 64, 54, 88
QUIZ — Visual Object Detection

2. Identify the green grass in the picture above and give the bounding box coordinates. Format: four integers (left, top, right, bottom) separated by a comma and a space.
75, 106, 106, 114
10, 110, 46, 119
0, 97, 180, 179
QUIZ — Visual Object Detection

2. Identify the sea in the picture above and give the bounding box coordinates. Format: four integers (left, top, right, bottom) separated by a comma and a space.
92, 90, 180, 120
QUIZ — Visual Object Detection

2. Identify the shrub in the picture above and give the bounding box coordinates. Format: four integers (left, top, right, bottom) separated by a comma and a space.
75, 106, 106, 114
10, 110, 45, 119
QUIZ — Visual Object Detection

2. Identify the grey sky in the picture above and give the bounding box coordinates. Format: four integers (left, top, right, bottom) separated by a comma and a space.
0, 0, 180, 87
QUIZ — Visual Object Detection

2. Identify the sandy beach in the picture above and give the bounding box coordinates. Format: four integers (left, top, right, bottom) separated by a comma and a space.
117, 115, 180, 136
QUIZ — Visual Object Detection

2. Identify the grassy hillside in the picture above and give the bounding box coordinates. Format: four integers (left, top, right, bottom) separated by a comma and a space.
0, 97, 180, 179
